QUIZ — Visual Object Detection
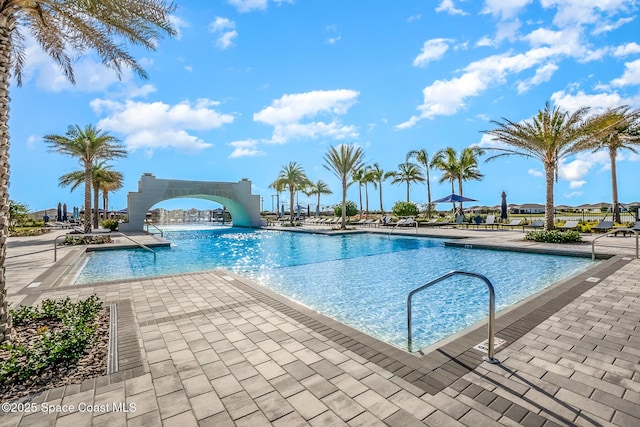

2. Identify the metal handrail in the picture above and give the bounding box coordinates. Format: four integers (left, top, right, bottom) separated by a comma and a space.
388, 217, 418, 236
54, 232, 156, 262
145, 222, 164, 237
591, 228, 638, 261
407, 270, 499, 364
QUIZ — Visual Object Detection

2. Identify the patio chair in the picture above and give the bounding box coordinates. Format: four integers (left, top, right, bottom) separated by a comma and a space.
591, 220, 614, 233
557, 220, 579, 231
501, 219, 524, 231
482, 215, 498, 229
528, 219, 544, 229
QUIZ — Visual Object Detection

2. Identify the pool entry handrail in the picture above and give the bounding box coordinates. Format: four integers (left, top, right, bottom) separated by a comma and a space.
54, 232, 157, 262
145, 222, 164, 237
591, 228, 638, 261
407, 270, 500, 364
388, 217, 418, 237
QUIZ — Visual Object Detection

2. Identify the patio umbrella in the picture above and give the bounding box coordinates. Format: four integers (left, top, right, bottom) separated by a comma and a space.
62, 203, 68, 222
56, 202, 62, 222
432, 193, 478, 216
500, 192, 508, 220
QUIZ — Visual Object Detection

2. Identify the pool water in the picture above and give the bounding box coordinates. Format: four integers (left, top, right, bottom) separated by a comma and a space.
76, 226, 596, 350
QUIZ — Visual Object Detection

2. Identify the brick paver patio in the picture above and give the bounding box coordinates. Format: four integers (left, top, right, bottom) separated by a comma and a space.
0, 229, 638, 426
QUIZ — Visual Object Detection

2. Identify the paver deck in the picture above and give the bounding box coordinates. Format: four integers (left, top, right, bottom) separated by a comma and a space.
1, 228, 639, 426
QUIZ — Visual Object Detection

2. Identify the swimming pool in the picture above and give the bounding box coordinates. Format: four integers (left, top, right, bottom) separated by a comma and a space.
76, 226, 596, 350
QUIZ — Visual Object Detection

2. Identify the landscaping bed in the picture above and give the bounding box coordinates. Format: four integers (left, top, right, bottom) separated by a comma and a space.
0, 296, 109, 402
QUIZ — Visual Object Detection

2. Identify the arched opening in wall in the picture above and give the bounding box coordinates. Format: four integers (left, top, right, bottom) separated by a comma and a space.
147, 197, 233, 229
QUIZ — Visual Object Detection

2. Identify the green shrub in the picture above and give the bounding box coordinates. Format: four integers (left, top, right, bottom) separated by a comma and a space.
334, 201, 358, 218
63, 235, 112, 245
525, 230, 582, 243
391, 201, 419, 217
1, 296, 103, 382
100, 219, 119, 231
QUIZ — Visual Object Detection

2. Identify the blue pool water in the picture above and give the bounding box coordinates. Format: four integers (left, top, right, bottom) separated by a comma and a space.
76, 226, 596, 350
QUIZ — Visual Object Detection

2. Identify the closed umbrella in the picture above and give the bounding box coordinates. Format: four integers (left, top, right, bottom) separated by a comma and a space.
57, 202, 62, 222
500, 192, 508, 220
62, 203, 68, 222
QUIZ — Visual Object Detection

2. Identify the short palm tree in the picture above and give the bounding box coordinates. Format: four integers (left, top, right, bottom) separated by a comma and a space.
276, 162, 311, 225
92, 162, 123, 226
46, 125, 127, 233
431, 147, 484, 214
362, 166, 375, 216
305, 180, 332, 217
577, 106, 640, 223
0, 0, 175, 343
483, 102, 591, 230
368, 163, 388, 214
324, 145, 365, 229
268, 178, 287, 217
407, 149, 433, 217
388, 162, 424, 202
101, 172, 124, 221
352, 168, 365, 217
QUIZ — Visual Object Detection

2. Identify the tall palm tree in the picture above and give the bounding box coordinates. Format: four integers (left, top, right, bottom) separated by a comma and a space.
268, 178, 287, 217
305, 180, 332, 216
483, 102, 591, 230
101, 172, 124, 221
276, 162, 311, 225
388, 162, 424, 202
352, 168, 365, 217
362, 166, 375, 217
577, 106, 640, 223
407, 149, 433, 217
0, 0, 175, 344
368, 163, 388, 214
46, 125, 127, 233
324, 144, 365, 229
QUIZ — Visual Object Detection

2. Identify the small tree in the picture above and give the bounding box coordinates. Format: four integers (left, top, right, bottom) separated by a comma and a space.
391, 201, 419, 217
8, 201, 29, 232
334, 201, 358, 218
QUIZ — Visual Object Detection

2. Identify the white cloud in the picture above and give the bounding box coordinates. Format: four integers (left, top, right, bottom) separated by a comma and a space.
168, 15, 189, 40
482, 0, 532, 20
326, 35, 341, 45
413, 38, 452, 67
254, 89, 359, 143
475, 36, 494, 47
435, 0, 467, 15
564, 191, 584, 198
611, 59, 640, 87
551, 90, 630, 114
27, 135, 38, 150
407, 14, 421, 22
210, 17, 237, 50
90, 98, 235, 154
528, 168, 543, 177
229, 140, 265, 158
517, 62, 558, 93
569, 180, 587, 189
540, 0, 635, 28
613, 42, 640, 57
227, 0, 268, 13
593, 16, 634, 35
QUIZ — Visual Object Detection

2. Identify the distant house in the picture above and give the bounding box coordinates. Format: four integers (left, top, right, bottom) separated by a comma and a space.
510, 203, 545, 214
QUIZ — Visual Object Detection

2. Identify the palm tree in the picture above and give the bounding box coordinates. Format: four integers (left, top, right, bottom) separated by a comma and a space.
276, 162, 311, 225
407, 149, 433, 217
577, 106, 640, 223
92, 162, 123, 226
46, 125, 127, 233
388, 162, 424, 202
268, 178, 287, 217
101, 172, 124, 221
0, 1, 175, 343
305, 180, 332, 216
324, 145, 365, 229
431, 146, 484, 214
483, 102, 591, 230
362, 166, 375, 217
352, 168, 365, 217
368, 163, 388, 214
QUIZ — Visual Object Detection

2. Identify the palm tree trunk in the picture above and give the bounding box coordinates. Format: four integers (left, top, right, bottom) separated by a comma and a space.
610, 147, 620, 224
341, 179, 347, 229
365, 183, 369, 217
450, 181, 455, 214
316, 193, 321, 217
84, 163, 92, 233
544, 164, 555, 230
0, 18, 14, 343
103, 191, 109, 220
426, 169, 431, 218
406, 181, 410, 202
93, 183, 100, 228
358, 184, 363, 217
379, 179, 384, 214
458, 180, 464, 217
289, 189, 295, 226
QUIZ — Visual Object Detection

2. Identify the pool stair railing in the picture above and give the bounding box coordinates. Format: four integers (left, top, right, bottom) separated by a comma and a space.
407, 270, 500, 364
591, 228, 638, 260
388, 217, 418, 236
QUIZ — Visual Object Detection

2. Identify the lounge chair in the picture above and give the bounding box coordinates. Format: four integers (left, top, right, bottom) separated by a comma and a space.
501, 219, 524, 231
528, 219, 544, 229
557, 220, 579, 231
480, 215, 499, 229
452, 215, 470, 228
426, 218, 451, 227
592, 220, 614, 233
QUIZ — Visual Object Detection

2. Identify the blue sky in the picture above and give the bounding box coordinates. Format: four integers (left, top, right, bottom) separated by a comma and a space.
11, 0, 640, 215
